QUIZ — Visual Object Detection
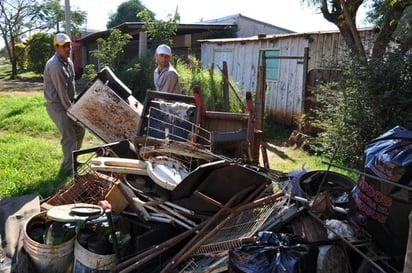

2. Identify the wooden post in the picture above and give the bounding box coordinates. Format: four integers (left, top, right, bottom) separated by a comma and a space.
246, 92, 255, 162
222, 61, 229, 111
209, 63, 216, 111
255, 52, 266, 131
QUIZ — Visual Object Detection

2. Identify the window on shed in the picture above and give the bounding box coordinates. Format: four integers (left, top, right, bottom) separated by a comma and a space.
259, 49, 280, 81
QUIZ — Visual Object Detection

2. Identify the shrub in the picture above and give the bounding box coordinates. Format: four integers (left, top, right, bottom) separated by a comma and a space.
27, 33, 54, 74
308, 51, 412, 169
15, 43, 28, 71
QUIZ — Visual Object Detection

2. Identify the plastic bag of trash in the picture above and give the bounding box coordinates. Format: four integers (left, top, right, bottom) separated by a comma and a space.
228, 244, 278, 273
228, 232, 318, 273
349, 125, 412, 270
271, 244, 318, 273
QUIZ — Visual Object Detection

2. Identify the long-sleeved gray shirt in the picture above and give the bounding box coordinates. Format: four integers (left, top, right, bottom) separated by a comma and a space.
153, 63, 181, 94
43, 53, 75, 110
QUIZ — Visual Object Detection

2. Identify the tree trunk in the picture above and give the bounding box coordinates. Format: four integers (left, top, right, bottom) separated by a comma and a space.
371, 2, 409, 60
319, 0, 367, 63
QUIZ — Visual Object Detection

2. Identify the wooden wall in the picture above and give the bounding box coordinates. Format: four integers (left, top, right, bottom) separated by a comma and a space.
200, 29, 377, 126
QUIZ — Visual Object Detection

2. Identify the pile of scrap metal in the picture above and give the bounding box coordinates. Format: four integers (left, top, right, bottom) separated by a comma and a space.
17, 68, 410, 273
36, 141, 405, 273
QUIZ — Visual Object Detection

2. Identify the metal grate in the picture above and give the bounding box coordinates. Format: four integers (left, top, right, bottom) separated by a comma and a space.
192, 194, 285, 256
146, 106, 211, 147
178, 255, 228, 273
174, 193, 286, 272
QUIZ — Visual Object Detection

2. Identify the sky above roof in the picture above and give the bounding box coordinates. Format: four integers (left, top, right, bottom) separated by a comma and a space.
0, 1, 369, 49
67, 0, 369, 32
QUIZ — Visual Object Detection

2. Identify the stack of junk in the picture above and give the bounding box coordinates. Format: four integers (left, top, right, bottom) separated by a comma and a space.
2, 67, 412, 273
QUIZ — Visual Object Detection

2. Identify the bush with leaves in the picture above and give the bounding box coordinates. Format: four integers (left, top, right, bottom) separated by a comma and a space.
176, 55, 243, 112
89, 29, 132, 73
27, 33, 54, 74
308, 51, 412, 169
15, 43, 28, 71
118, 55, 155, 102
81, 64, 98, 82
117, 52, 243, 112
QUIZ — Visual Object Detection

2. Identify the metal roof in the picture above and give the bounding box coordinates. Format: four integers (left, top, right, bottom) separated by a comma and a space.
78, 22, 236, 43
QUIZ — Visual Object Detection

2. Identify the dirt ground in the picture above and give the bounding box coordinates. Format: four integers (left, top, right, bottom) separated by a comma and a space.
0, 78, 43, 95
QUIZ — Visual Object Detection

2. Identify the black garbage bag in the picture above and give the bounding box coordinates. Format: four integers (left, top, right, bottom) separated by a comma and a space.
229, 244, 279, 273
228, 232, 318, 273
349, 125, 412, 270
271, 244, 319, 273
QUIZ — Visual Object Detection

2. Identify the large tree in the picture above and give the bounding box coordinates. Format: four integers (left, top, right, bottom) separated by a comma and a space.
0, 0, 86, 79
303, 0, 412, 63
41, 0, 87, 33
106, 0, 154, 29
138, 8, 180, 48
305, 0, 412, 169
367, 0, 412, 58
0, 0, 46, 78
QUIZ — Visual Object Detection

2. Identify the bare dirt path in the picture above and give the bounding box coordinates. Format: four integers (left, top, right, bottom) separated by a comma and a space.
0, 78, 43, 95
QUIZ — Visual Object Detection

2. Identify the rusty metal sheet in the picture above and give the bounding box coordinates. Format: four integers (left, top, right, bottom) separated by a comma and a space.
67, 79, 143, 143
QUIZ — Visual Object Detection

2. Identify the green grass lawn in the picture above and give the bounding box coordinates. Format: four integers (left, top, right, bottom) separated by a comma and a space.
0, 91, 102, 199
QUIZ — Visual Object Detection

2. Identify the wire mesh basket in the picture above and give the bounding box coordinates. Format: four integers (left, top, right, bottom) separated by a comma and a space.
43, 144, 124, 207
44, 171, 117, 207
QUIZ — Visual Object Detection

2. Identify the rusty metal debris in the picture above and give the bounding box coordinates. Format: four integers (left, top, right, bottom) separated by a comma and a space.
12, 68, 410, 273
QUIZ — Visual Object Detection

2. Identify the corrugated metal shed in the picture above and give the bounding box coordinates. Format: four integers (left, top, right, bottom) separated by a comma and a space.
200, 28, 377, 125
202, 13, 294, 37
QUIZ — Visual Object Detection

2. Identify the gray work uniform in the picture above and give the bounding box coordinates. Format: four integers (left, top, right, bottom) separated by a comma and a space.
43, 53, 85, 173
154, 63, 182, 94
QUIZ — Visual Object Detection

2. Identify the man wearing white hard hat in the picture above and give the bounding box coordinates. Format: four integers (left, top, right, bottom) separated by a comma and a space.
43, 33, 85, 175
153, 44, 181, 94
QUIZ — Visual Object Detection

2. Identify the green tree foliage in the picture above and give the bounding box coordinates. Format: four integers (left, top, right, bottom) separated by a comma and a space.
0, 0, 45, 78
81, 64, 98, 82
303, 0, 366, 62
27, 33, 54, 74
89, 29, 132, 73
138, 8, 179, 48
91, 7, 240, 112
106, 0, 154, 29
367, 1, 412, 56
118, 55, 155, 101
14, 43, 28, 71
40, 0, 86, 33
0, 0, 86, 79
302, 0, 412, 63
300, 0, 412, 168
